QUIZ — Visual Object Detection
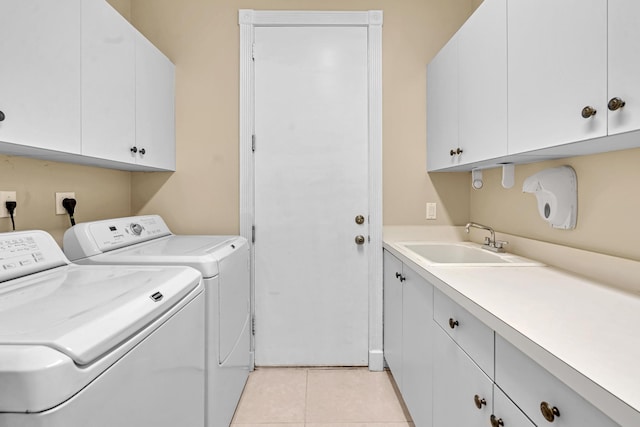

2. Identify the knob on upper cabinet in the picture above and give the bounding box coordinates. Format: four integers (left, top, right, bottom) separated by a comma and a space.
448, 318, 459, 329
139, 148, 146, 155
608, 97, 626, 111
490, 415, 504, 427
130, 146, 138, 153
581, 106, 597, 118
0, 111, 5, 122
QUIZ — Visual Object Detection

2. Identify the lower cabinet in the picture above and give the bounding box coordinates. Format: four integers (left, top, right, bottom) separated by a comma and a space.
433, 325, 493, 427
383, 251, 433, 427
495, 335, 618, 427
384, 248, 620, 427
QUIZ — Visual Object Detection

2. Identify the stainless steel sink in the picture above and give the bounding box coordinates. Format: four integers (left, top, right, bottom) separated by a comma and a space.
393, 242, 542, 266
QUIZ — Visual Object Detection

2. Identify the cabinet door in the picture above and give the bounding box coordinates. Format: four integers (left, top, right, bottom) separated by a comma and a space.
608, 0, 640, 135
495, 335, 618, 427
427, 36, 459, 171
458, 0, 507, 164
492, 386, 536, 427
433, 325, 493, 427
383, 251, 404, 390
508, 0, 607, 154
81, 0, 136, 163
135, 32, 176, 171
401, 267, 433, 427
0, 0, 81, 153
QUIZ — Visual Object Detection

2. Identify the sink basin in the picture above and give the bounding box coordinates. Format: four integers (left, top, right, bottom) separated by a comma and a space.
403, 243, 509, 263
393, 242, 542, 266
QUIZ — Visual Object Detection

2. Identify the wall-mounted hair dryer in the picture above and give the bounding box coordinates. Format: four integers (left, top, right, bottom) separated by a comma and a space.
522, 166, 577, 230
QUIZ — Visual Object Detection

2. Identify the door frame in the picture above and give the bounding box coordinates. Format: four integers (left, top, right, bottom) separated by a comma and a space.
239, 9, 383, 371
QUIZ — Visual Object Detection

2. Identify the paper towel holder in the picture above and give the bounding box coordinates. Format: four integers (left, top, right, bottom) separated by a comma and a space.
522, 166, 577, 230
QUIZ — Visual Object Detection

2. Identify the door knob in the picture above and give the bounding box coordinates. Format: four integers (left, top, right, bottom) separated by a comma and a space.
581, 106, 597, 118
355, 235, 366, 245
139, 148, 146, 155
608, 97, 626, 111
130, 146, 138, 153
355, 215, 365, 225
448, 318, 459, 329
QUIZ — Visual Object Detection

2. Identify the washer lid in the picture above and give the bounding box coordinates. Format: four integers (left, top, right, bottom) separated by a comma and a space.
0, 264, 202, 365
82, 235, 244, 278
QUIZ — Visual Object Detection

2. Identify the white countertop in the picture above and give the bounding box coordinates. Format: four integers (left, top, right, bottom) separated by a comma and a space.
384, 236, 640, 426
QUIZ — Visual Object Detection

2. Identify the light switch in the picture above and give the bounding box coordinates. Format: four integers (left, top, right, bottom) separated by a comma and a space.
426, 202, 437, 220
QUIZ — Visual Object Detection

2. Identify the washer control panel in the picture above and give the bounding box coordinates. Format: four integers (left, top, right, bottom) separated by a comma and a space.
87, 215, 172, 252
0, 231, 68, 282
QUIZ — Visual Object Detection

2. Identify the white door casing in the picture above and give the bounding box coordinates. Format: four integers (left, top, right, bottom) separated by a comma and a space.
239, 10, 383, 370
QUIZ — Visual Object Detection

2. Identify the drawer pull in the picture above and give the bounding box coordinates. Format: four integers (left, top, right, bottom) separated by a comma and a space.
473, 394, 486, 409
490, 415, 504, 427
448, 318, 459, 329
540, 401, 560, 422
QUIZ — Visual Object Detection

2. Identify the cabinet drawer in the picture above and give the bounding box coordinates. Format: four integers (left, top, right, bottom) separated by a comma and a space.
495, 335, 618, 427
433, 288, 494, 378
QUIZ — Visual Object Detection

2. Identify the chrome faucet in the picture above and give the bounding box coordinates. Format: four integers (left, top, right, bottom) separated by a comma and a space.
465, 222, 508, 253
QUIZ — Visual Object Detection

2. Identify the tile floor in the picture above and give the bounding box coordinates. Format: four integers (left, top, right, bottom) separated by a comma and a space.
231, 367, 414, 427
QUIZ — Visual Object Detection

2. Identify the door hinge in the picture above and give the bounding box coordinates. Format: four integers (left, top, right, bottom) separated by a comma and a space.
251, 315, 256, 335
252, 134, 256, 152
252, 225, 255, 243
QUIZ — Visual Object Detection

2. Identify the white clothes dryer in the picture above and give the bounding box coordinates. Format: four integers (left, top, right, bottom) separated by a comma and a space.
63, 215, 250, 427
0, 230, 205, 427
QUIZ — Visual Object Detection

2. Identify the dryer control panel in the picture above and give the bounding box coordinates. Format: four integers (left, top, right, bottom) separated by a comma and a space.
64, 215, 173, 258
0, 231, 68, 282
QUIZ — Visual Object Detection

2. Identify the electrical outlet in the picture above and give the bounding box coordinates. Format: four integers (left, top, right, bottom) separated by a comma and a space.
0, 191, 17, 218
56, 192, 76, 215
426, 202, 437, 220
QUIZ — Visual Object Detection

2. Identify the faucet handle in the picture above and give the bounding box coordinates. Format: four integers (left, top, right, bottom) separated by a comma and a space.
494, 240, 509, 249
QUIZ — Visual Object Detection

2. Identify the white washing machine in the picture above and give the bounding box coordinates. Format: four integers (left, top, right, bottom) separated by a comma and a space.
63, 215, 250, 427
0, 230, 205, 427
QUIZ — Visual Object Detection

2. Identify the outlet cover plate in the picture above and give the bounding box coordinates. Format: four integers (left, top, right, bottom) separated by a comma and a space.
56, 192, 76, 215
0, 191, 17, 218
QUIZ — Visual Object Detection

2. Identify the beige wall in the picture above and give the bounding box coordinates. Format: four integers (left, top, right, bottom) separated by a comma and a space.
469, 148, 640, 262
128, 0, 478, 234
0, 155, 131, 244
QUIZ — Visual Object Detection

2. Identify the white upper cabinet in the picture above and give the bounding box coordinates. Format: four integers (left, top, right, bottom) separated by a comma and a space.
608, 0, 640, 136
427, 36, 459, 171
457, 0, 507, 164
427, 0, 507, 171
0, 0, 175, 171
81, 0, 136, 164
135, 32, 176, 171
508, 0, 607, 154
0, 0, 82, 154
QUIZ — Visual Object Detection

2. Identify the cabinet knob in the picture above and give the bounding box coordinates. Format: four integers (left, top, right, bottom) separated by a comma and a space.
0, 110, 5, 122
395, 272, 406, 282
581, 106, 597, 118
450, 148, 464, 156
608, 97, 626, 111
473, 394, 487, 409
540, 401, 560, 422
355, 235, 366, 245
490, 415, 504, 427
130, 146, 138, 153
139, 148, 146, 155
448, 318, 459, 329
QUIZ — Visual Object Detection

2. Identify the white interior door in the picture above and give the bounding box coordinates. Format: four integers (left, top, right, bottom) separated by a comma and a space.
254, 26, 369, 366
